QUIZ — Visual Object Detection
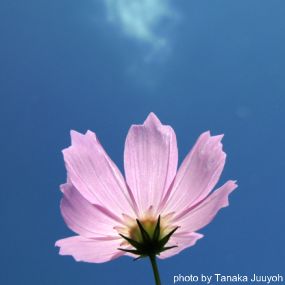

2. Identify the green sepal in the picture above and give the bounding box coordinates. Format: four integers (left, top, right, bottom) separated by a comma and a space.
158, 226, 179, 248
153, 215, 161, 242
119, 218, 179, 259
159, 245, 178, 253
119, 233, 142, 249
117, 248, 141, 255
136, 219, 152, 242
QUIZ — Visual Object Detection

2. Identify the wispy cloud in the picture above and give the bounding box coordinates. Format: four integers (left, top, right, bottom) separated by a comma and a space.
104, 0, 176, 49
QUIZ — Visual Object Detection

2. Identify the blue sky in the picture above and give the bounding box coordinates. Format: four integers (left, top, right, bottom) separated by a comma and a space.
1, 1, 285, 284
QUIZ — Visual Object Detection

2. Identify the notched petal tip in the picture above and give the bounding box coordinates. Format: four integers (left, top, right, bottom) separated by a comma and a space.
59, 183, 66, 193
69, 129, 98, 146
128, 113, 162, 130
218, 180, 238, 209
70, 130, 84, 144
85, 130, 97, 139
144, 112, 161, 126
212, 134, 224, 143
214, 180, 238, 210
55, 239, 68, 256
60, 130, 83, 154
70, 129, 81, 136
226, 180, 238, 191
201, 130, 211, 137
195, 232, 204, 240
200, 131, 224, 142
59, 179, 73, 193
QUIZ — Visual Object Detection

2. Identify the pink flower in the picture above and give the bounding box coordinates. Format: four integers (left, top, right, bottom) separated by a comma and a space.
56, 113, 237, 263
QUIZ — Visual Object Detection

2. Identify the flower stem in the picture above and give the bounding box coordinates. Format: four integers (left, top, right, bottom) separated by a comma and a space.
149, 255, 162, 285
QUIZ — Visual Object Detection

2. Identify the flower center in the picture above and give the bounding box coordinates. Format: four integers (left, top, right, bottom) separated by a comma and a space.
117, 215, 179, 258
128, 218, 167, 242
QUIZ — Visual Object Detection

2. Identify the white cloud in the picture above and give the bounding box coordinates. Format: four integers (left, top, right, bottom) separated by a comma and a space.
104, 0, 175, 48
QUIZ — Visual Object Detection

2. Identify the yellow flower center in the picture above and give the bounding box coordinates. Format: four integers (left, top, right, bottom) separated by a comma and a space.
129, 218, 162, 242
115, 213, 179, 258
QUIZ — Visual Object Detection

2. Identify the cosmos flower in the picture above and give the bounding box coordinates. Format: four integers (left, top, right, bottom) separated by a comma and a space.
56, 113, 237, 283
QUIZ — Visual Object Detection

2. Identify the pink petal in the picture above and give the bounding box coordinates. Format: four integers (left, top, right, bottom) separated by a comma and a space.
63, 130, 136, 218
60, 183, 122, 238
175, 180, 237, 233
55, 236, 124, 263
162, 131, 226, 214
158, 232, 203, 259
124, 113, 178, 215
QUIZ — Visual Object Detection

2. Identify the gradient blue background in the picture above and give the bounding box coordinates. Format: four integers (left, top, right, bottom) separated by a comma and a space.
1, 1, 285, 284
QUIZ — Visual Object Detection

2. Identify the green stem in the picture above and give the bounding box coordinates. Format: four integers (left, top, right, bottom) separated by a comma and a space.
149, 255, 162, 285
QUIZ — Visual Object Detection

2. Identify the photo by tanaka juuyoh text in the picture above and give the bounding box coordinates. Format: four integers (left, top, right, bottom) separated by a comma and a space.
173, 274, 284, 284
